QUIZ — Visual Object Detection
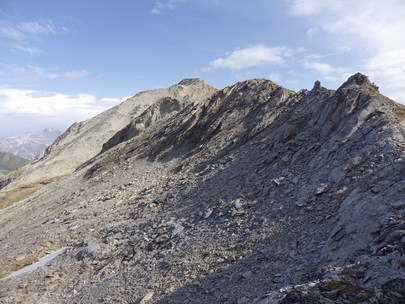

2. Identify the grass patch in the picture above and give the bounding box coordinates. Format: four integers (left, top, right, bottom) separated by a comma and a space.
387, 98, 405, 119
0, 176, 63, 210
0, 187, 39, 209
323, 280, 374, 303
394, 104, 405, 118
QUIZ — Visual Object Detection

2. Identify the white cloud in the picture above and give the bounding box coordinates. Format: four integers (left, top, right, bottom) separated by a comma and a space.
0, 89, 96, 116
287, 0, 405, 50
301, 61, 347, 75
100, 97, 129, 103
201, 45, 290, 72
286, 0, 342, 16
286, 0, 405, 103
151, 0, 186, 14
0, 88, 119, 136
364, 49, 405, 90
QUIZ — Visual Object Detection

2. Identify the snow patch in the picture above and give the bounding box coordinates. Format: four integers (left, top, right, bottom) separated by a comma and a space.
2, 247, 69, 280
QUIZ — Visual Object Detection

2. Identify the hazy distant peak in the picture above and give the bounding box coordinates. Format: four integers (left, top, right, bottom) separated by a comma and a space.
0, 129, 61, 160
43, 128, 60, 134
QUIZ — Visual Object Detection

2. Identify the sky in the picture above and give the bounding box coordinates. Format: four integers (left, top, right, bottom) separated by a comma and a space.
0, 0, 404, 137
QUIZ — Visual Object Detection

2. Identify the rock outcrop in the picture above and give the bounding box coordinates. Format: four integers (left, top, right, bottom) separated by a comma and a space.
101, 96, 192, 153
0, 73, 404, 303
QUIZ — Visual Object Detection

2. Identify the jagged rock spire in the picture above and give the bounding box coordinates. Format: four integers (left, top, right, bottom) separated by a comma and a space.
313, 80, 321, 90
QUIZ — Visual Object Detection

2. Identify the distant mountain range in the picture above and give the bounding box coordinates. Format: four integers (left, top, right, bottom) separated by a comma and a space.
0, 152, 29, 176
0, 128, 61, 160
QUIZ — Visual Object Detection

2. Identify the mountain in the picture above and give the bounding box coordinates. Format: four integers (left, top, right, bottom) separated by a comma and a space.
0, 152, 29, 175
0, 128, 61, 160
0, 74, 404, 303
0, 79, 217, 199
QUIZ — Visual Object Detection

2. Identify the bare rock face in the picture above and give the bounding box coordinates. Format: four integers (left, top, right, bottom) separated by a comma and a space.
101, 96, 192, 153
0, 73, 404, 304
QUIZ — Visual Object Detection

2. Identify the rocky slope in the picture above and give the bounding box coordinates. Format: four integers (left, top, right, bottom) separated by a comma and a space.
0, 73, 404, 304
0, 128, 61, 160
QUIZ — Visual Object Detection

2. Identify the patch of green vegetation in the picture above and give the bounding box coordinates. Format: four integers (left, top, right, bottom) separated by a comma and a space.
352, 293, 374, 303
386, 98, 405, 119
323, 280, 374, 303
0, 176, 63, 210
0, 153, 29, 173
394, 104, 405, 118
0, 187, 38, 209
368, 87, 381, 97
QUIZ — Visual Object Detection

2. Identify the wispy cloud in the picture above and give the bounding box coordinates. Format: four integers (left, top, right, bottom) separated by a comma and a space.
18, 21, 57, 36
201, 45, 291, 72
10, 43, 47, 55
0, 20, 57, 42
0, 22, 25, 41
50, 70, 91, 80
0, 19, 61, 56
151, 0, 186, 14
9, 65, 90, 81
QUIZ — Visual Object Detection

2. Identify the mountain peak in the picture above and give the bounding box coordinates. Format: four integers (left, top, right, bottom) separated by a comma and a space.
177, 78, 205, 86
338, 72, 379, 92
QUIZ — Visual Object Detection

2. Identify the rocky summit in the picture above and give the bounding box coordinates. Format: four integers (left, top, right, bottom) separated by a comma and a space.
0, 73, 404, 304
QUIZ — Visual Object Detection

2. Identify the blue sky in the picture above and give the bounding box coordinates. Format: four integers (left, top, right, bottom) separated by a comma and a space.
0, 0, 404, 137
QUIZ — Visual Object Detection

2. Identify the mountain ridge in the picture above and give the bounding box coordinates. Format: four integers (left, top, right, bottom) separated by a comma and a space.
0, 73, 404, 303
0, 79, 217, 196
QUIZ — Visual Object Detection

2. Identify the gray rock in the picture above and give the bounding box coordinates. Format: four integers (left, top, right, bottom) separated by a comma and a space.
315, 183, 331, 195
137, 292, 154, 304
238, 296, 251, 304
